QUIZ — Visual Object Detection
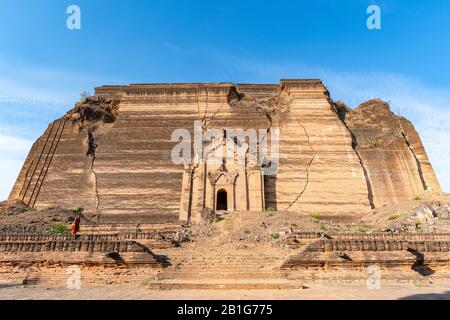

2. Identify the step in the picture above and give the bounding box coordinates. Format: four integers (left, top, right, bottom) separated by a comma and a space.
173, 260, 281, 263
171, 261, 279, 265
162, 256, 282, 261
155, 272, 288, 280
163, 251, 281, 255
167, 265, 280, 269
147, 279, 306, 290
166, 266, 278, 271
165, 264, 279, 268
170, 261, 282, 264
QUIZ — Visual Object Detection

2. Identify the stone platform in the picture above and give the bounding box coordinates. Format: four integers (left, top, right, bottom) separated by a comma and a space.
1, 216, 450, 289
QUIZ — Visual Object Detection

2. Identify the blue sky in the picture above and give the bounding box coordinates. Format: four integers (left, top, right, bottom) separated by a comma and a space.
0, 0, 449, 199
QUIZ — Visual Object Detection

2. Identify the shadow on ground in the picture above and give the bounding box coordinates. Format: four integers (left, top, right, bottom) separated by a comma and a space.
0, 283, 21, 289
155, 255, 171, 267
399, 291, 450, 300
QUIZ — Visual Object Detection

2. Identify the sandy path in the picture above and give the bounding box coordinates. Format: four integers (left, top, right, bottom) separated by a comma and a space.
1, 283, 450, 300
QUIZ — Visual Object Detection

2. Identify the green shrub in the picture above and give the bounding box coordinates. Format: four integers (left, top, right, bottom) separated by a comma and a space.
266, 208, 276, 216
243, 229, 251, 235
414, 196, 421, 201
309, 212, 321, 220
71, 207, 84, 215
210, 216, 222, 223
271, 232, 280, 240
368, 139, 380, 149
388, 214, 398, 221
48, 224, 69, 235
357, 225, 371, 233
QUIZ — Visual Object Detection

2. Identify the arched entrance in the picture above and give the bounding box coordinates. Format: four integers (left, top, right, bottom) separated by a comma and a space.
216, 189, 228, 211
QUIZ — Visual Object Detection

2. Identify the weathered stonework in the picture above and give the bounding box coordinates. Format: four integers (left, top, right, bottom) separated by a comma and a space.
179, 135, 265, 223
336, 99, 442, 208
8, 80, 442, 224
282, 232, 450, 270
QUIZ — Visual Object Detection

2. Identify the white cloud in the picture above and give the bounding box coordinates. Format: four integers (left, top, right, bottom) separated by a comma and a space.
0, 57, 116, 201
0, 135, 33, 201
0, 55, 129, 199
0, 135, 33, 157
0, 56, 122, 105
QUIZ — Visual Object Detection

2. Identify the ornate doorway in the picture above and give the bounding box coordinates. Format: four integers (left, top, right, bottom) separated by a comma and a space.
216, 189, 228, 211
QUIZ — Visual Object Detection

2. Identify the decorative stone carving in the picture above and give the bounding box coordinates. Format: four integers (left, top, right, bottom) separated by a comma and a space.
208, 167, 239, 185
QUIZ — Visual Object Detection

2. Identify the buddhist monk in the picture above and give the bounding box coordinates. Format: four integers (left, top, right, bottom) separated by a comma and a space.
70, 216, 81, 236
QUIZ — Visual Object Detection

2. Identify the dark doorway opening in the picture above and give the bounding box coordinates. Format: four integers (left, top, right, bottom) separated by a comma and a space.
264, 175, 277, 211
216, 190, 228, 211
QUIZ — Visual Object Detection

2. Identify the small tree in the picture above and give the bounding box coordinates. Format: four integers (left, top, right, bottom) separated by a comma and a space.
71, 207, 84, 215
80, 91, 90, 100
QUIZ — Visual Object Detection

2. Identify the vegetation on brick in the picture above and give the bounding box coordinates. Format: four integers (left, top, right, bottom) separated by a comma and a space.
271, 232, 280, 240
48, 224, 70, 235
309, 212, 321, 220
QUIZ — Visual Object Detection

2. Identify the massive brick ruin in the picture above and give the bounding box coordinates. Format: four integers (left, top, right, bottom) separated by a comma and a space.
3, 79, 448, 289
8, 80, 441, 224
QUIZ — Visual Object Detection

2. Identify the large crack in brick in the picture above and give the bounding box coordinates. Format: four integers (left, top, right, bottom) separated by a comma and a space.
350, 134, 376, 209
286, 118, 318, 210
228, 86, 317, 210
87, 129, 100, 218
228, 86, 292, 157
66, 96, 119, 218
333, 100, 377, 209
401, 131, 428, 191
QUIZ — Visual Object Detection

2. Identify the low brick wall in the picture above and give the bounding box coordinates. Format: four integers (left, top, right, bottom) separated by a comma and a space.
330, 233, 450, 241
0, 240, 150, 253
0, 232, 175, 242
287, 232, 450, 242
305, 240, 450, 252
287, 232, 324, 239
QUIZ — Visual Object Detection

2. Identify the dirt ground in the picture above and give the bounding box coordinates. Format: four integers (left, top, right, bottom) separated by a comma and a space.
181, 192, 450, 250
1, 191, 449, 236
1, 283, 450, 300
0, 200, 89, 234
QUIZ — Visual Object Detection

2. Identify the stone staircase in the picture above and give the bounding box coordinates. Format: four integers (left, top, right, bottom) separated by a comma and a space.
147, 243, 305, 290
